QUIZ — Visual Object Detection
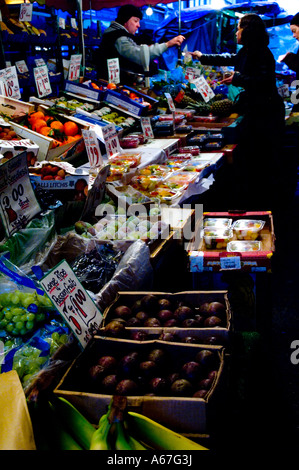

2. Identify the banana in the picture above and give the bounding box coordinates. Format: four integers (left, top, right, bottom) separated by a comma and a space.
127, 412, 209, 451
48, 402, 83, 450
90, 413, 112, 450
114, 420, 137, 450
38, 29, 47, 36
127, 435, 148, 450
49, 397, 95, 450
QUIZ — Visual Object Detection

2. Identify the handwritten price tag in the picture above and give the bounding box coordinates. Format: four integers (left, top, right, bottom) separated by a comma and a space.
0, 66, 21, 100
59, 17, 65, 29
40, 260, 103, 347
34, 65, 52, 98
68, 54, 82, 81
107, 58, 120, 84
0, 152, 41, 237
82, 128, 103, 168
164, 92, 176, 112
190, 76, 215, 103
19, 3, 32, 22
15, 60, 29, 74
100, 123, 121, 158
141, 117, 154, 139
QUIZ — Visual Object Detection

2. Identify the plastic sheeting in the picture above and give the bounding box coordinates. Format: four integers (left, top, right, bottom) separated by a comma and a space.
45, 0, 177, 13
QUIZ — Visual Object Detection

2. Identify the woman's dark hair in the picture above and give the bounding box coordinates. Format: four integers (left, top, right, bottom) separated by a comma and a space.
290, 13, 299, 26
239, 13, 269, 48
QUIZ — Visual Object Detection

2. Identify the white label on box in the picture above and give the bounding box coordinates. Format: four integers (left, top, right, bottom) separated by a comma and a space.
220, 256, 241, 270
68, 54, 82, 82
40, 260, 103, 347
107, 58, 120, 84
34, 58, 46, 67
15, 60, 29, 74
82, 128, 103, 168
59, 17, 66, 29
105, 93, 140, 116
97, 123, 121, 158
19, 3, 32, 22
0, 66, 21, 100
0, 152, 41, 237
71, 18, 77, 29
190, 76, 215, 103
34, 65, 52, 98
141, 116, 154, 139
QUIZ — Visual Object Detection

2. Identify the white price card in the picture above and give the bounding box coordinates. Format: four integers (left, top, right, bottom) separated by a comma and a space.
98, 123, 121, 158
19, 3, 33, 22
220, 255, 241, 270
15, 60, 29, 74
164, 92, 176, 112
71, 18, 77, 29
82, 128, 103, 169
185, 66, 202, 81
68, 54, 82, 82
141, 116, 154, 139
40, 260, 103, 347
34, 65, 52, 98
190, 76, 215, 103
0, 152, 41, 237
107, 58, 120, 84
34, 58, 46, 67
0, 66, 21, 100
59, 17, 66, 29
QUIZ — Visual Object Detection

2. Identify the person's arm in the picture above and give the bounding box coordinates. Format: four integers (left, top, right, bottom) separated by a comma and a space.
191, 51, 237, 66
280, 52, 299, 73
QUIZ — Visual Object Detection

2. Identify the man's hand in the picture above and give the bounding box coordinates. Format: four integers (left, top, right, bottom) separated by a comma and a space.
219, 72, 234, 85
190, 51, 202, 59
166, 35, 185, 48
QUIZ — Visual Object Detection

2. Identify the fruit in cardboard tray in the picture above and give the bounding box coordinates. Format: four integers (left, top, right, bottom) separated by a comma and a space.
104, 320, 126, 337
158, 298, 173, 310
198, 302, 211, 316
181, 318, 201, 328
131, 299, 143, 314
126, 317, 142, 327
183, 336, 198, 344
118, 352, 140, 377
97, 355, 117, 372
197, 377, 213, 390
101, 374, 118, 394
171, 378, 193, 397
195, 349, 218, 371
193, 389, 208, 398
208, 301, 226, 318
114, 305, 132, 319
144, 317, 161, 327
204, 315, 223, 327
139, 361, 158, 378
157, 309, 174, 323
149, 377, 168, 395
194, 314, 205, 326
205, 335, 222, 345
181, 361, 201, 382
163, 318, 178, 327
140, 294, 159, 313
173, 305, 193, 322
147, 348, 167, 366
115, 379, 139, 396
135, 311, 148, 323
130, 330, 149, 341
167, 372, 180, 384
88, 364, 106, 385
208, 370, 218, 380
158, 331, 179, 342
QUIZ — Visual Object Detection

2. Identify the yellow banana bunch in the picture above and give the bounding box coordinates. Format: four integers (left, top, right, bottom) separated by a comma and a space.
0, 21, 14, 34
90, 412, 113, 450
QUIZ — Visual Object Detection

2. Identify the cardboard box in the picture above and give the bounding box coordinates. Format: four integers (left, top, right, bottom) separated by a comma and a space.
187, 211, 275, 273
54, 336, 226, 434
104, 86, 158, 117
0, 95, 34, 119
102, 290, 232, 343
0, 139, 39, 165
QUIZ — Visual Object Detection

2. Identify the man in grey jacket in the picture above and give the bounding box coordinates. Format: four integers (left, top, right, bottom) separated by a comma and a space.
95, 4, 185, 83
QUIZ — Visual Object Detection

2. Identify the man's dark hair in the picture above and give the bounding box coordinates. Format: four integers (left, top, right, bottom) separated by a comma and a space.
116, 5, 143, 25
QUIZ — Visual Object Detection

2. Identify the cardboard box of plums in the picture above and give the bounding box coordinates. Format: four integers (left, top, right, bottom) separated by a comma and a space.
54, 335, 226, 435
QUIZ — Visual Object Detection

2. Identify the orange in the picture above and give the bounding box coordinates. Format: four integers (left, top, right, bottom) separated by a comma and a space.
28, 111, 45, 123
39, 126, 53, 137
50, 120, 64, 132
32, 119, 48, 132
107, 82, 117, 90
63, 121, 79, 137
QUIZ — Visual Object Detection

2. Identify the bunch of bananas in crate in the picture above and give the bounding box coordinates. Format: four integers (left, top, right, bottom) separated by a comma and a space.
33, 396, 208, 450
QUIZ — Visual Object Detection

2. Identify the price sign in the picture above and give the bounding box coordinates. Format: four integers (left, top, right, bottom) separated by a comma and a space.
0, 152, 41, 237
34, 58, 46, 67
220, 255, 241, 270
99, 123, 121, 158
68, 54, 82, 82
185, 66, 202, 81
141, 116, 154, 139
82, 128, 103, 169
34, 65, 52, 98
59, 17, 66, 29
40, 260, 103, 347
19, 3, 33, 22
0, 66, 21, 100
71, 18, 77, 29
107, 58, 120, 84
15, 60, 29, 74
164, 92, 176, 112
190, 76, 215, 103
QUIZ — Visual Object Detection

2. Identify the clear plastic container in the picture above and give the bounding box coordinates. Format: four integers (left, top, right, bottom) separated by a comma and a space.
203, 217, 232, 229
232, 219, 265, 240
178, 146, 200, 156
119, 135, 140, 149
227, 240, 261, 252
203, 227, 233, 249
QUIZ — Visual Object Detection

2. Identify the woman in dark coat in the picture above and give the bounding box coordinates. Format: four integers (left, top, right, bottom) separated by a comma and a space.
192, 13, 285, 211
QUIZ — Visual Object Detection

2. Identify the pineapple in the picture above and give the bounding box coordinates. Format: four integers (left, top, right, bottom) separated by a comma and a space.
210, 98, 233, 117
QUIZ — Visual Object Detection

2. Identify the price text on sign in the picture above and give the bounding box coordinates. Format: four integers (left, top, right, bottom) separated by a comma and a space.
0, 66, 21, 100
68, 54, 82, 82
15, 60, 29, 74
82, 129, 103, 168
40, 260, 103, 347
191, 76, 215, 103
141, 117, 154, 139
0, 152, 41, 237
34, 65, 52, 98
107, 58, 120, 84
101, 123, 121, 157
19, 3, 33, 22
164, 92, 176, 112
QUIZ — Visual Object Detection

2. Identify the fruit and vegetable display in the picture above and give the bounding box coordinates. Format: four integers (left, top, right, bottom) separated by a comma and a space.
227, 240, 261, 252
103, 294, 228, 330
48, 96, 96, 113
232, 219, 265, 240
203, 228, 233, 250
91, 106, 138, 130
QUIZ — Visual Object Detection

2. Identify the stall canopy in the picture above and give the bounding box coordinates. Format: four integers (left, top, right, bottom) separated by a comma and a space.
45, 0, 177, 12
